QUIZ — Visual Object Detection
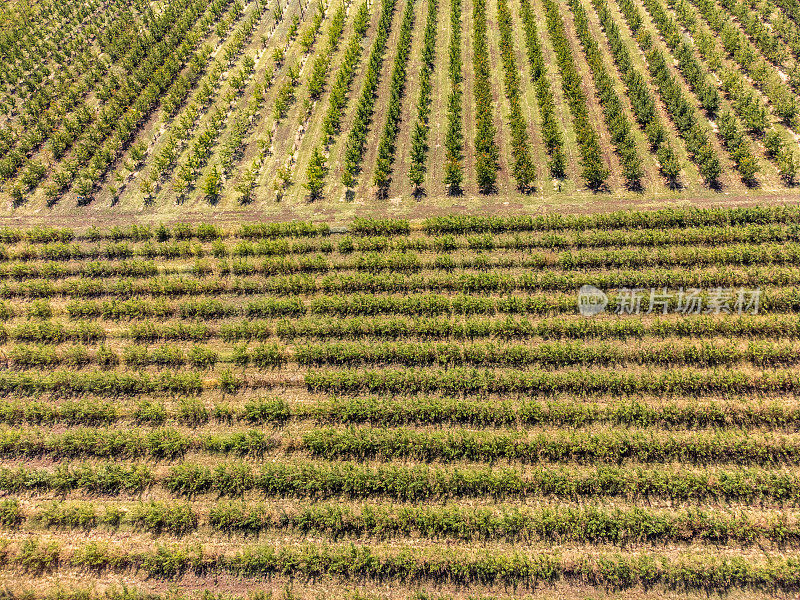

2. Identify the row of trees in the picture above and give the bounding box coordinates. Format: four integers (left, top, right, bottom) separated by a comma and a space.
472, 0, 499, 193
591, 0, 681, 184
320, 2, 371, 142
307, 4, 347, 99
569, 0, 643, 188
496, 0, 536, 192
519, 0, 566, 178
543, 0, 608, 189
408, 0, 438, 195
372, 0, 417, 197
444, 0, 464, 194
341, 0, 398, 188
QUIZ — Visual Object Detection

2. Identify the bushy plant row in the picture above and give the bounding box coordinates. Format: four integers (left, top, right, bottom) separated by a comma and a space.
294, 339, 800, 368
305, 366, 800, 396
1, 460, 797, 504
307, 4, 349, 99
340, 0, 398, 187
6, 497, 796, 546
303, 425, 800, 465
163, 460, 800, 503
542, 0, 608, 189
519, 0, 566, 177
0, 426, 279, 460
276, 313, 800, 342
204, 501, 800, 545
0, 396, 290, 427
0, 369, 204, 397
421, 206, 800, 233
312, 395, 800, 429
10, 538, 800, 590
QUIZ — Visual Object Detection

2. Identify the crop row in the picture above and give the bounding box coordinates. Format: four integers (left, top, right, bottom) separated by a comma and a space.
8, 538, 800, 590
3, 394, 800, 430
294, 339, 800, 367
5, 498, 799, 546
320, 4, 371, 142
305, 366, 800, 396
274, 313, 800, 341
443, 0, 464, 193
3, 342, 286, 370
0, 207, 796, 243
408, 0, 438, 192
340, 0, 398, 187
2, 460, 800, 503
3, 422, 800, 464
472, 0, 499, 193
7, 223, 800, 262
303, 426, 800, 465
420, 207, 800, 232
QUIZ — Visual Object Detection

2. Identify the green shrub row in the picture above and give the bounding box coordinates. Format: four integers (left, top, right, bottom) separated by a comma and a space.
277, 314, 800, 341
5, 497, 797, 546
305, 366, 800, 396
421, 206, 800, 234
11, 538, 800, 590
294, 339, 800, 368
472, 0, 499, 193
496, 0, 535, 191
408, 0, 438, 192
303, 426, 800, 465
444, 0, 464, 193
313, 395, 800, 428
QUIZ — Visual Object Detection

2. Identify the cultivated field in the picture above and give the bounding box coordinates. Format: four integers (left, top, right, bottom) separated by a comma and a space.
5, 0, 800, 217
0, 208, 798, 598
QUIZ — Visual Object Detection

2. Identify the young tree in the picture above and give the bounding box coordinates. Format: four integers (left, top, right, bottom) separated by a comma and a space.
305, 147, 327, 200
203, 165, 222, 203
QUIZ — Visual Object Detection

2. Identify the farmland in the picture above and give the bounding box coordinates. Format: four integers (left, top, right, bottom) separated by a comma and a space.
4, 0, 800, 217
0, 207, 796, 598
